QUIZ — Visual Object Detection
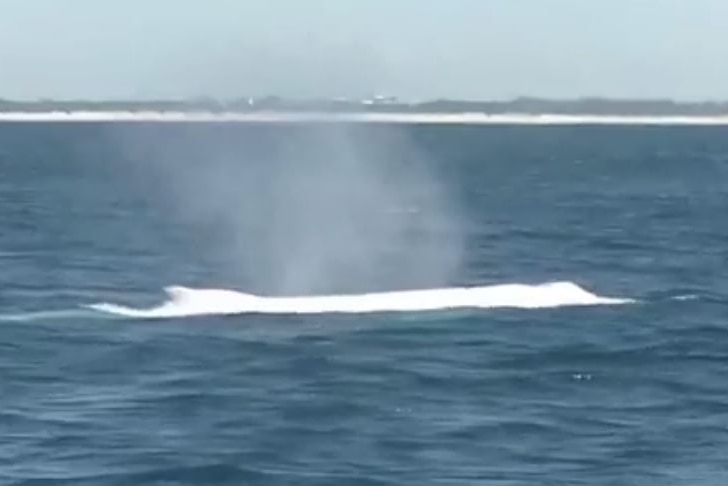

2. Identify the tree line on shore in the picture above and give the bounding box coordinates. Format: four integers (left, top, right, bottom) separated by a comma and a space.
2, 97, 728, 116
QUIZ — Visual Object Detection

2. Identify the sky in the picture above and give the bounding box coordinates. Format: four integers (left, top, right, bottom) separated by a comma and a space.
0, 0, 727, 101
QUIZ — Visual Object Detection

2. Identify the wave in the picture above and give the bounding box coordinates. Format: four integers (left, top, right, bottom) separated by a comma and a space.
86, 281, 634, 319
0, 308, 113, 323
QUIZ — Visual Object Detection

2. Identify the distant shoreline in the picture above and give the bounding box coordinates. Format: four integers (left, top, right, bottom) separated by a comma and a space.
2, 111, 728, 125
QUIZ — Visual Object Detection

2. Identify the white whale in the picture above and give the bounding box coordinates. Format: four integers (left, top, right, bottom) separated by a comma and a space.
88, 281, 633, 319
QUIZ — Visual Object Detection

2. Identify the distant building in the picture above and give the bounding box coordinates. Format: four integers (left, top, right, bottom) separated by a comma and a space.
362, 95, 399, 105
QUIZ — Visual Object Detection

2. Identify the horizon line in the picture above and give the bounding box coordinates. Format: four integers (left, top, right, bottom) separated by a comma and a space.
3, 96, 728, 104
3, 111, 728, 126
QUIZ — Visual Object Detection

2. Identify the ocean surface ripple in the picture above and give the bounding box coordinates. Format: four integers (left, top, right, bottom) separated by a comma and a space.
2, 123, 728, 485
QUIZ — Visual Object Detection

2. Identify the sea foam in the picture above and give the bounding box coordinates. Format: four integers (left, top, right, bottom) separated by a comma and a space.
87, 281, 633, 319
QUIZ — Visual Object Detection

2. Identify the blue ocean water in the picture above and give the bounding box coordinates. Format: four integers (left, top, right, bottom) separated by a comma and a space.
1, 122, 728, 485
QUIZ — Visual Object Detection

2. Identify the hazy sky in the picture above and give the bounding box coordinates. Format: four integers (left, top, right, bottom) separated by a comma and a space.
1, 0, 727, 101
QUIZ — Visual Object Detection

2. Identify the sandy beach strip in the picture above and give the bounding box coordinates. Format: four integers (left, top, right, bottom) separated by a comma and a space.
2, 111, 728, 125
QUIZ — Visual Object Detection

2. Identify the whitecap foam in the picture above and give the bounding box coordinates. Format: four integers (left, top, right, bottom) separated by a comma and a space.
0, 308, 111, 323
86, 281, 633, 319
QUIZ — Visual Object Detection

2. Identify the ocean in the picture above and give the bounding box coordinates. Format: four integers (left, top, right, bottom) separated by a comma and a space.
1, 122, 727, 485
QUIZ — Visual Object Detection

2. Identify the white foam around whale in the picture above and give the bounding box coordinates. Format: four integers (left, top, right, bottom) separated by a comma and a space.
87, 281, 633, 319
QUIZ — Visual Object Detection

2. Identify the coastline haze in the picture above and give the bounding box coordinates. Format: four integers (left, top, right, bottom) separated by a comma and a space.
1, 0, 727, 101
